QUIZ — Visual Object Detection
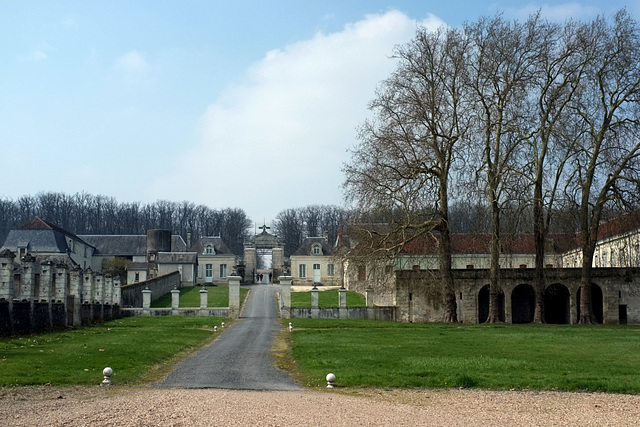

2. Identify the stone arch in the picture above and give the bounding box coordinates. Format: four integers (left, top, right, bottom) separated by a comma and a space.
544, 283, 570, 324
511, 284, 535, 324
576, 283, 604, 324
478, 284, 504, 323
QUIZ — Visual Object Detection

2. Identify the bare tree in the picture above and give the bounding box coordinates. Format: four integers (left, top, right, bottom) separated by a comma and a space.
344, 25, 471, 322
563, 10, 640, 323
465, 15, 545, 322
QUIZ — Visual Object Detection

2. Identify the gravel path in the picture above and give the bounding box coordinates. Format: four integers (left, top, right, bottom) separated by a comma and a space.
159, 284, 301, 390
2, 385, 640, 426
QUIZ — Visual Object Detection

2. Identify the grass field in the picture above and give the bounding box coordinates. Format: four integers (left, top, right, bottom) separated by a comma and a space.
0, 316, 227, 386
284, 319, 640, 393
290, 290, 366, 307
151, 285, 248, 308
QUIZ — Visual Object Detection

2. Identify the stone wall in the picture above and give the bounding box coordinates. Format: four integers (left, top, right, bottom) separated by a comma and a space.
120, 271, 180, 307
0, 249, 122, 335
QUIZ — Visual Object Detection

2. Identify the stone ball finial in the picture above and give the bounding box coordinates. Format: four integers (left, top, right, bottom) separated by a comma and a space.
101, 367, 113, 385
326, 373, 336, 388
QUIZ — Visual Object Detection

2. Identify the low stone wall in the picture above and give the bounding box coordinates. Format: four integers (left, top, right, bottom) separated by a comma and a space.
121, 307, 230, 317
120, 271, 181, 307
290, 306, 395, 320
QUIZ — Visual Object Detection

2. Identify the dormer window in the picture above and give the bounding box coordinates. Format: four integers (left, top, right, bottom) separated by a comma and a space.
205, 245, 214, 255
312, 244, 321, 255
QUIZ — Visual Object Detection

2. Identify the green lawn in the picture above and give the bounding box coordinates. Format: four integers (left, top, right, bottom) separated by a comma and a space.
0, 316, 228, 386
285, 319, 640, 393
290, 290, 365, 307
151, 285, 248, 308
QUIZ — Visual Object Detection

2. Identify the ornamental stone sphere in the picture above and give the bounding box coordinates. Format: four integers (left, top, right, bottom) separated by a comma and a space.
326, 373, 336, 388
103, 367, 113, 377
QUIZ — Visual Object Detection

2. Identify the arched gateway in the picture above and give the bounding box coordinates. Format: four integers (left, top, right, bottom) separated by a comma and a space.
242, 225, 285, 283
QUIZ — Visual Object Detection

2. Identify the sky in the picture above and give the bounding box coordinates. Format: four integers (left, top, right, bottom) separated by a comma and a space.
2, 1, 639, 228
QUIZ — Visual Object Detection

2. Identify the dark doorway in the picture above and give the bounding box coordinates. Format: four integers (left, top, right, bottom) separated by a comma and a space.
544, 283, 570, 324
478, 284, 504, 323
511, 284, 535, 323
577, 284, 604, 324
619, 305, 628, 325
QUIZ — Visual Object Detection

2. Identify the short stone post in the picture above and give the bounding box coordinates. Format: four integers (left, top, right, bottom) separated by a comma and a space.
338, 286, 347, 319
199, 287, 208, 315
228, 276, 241, 318
279, 276, 292, 319
82, 268, 94, 304
20, 254, 36, 301
142, 287, 152, 316
112, 276, 122, 306
54, 263, 68, 303
311, 285, 319, 319
171, 288, 180, 315
40, 261, 54, 302
366, 287, 374, 320
70, 266, 82, 326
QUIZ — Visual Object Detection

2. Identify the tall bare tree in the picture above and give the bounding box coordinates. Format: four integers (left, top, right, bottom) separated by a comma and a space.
344, 26, 471, 322
564, 10, 640, 323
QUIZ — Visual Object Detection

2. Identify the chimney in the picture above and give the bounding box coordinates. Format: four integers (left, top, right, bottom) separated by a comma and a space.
323, 230, 329, 243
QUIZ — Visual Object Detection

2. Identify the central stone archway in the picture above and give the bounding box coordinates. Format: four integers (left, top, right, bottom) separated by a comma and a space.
243, 225, 285, 283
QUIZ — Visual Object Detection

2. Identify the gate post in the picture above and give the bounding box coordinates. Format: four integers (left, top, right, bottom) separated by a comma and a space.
279, 276, 292, 319
228, 276, 241, 318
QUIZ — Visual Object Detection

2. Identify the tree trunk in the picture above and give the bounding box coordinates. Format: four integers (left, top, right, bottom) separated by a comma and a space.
439, 175, 457, 323
532, 178, 546, 323
487, 188, 502, 323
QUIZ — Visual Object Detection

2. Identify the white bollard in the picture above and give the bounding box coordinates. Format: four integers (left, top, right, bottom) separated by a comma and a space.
326, 373, 336, 388
214, 326, 218, 332
221, 322, 225, 328
101, 367, 113, 385
289, 322, 293, 332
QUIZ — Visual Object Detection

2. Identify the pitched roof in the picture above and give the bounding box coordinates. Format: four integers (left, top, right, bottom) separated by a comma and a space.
292, 237, 334, 256
190, 236, 233, 255
79, 234, 188, 256
1, 217, 93, 254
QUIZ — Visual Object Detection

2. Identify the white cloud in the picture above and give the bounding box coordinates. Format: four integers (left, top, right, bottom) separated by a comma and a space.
150, 10, 444, 221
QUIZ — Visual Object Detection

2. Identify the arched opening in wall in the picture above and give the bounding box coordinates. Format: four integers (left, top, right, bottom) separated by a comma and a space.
511, 284, 535, 324
576, 284, 604, 324
544, 283, 570, 324
478, 285, 505, 323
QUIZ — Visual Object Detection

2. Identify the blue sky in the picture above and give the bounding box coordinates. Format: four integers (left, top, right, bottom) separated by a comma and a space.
2, 1, 638, 227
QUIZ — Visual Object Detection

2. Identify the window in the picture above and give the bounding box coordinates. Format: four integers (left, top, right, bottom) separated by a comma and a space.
219, 264, 227, 278
327, 264, 335, 276
358, 266, 366, 281
205, 264, 213, 278
205, 245, 213, 254
135, 272, 140, 282
299, 264, 306, 278
312, 244, 321, 255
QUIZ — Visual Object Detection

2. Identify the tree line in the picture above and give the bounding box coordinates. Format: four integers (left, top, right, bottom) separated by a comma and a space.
344, 10, 640, 324
0, 192, 252, 255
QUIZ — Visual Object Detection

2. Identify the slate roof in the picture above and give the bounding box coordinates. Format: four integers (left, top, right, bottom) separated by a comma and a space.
1, 217, 93, 254
190, 236, 233, 255
292, 237, 334, 256
79, 235, 188, 256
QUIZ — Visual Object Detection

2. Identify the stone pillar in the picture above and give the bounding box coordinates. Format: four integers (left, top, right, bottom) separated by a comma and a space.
311, 285, 319, 319
339, 287, 347, 319
199, 287, 208, 315
142, 288, 152, 315
0, 249, 15, 302
366, 287, 374, 320
54, 263, 68, 303
228, 276, 241, 318
20, 254, 36, 301
39, 260, 54, 301
70, 266, 82, 326
104, 275, 113, 305
171, 288, 180, 314
243, 247, 256, 283
112, 276, 122, 306
279, 276, 292, 319
94, 273, 104, 304
82, 268, 94, 304
272, 247, 284, 281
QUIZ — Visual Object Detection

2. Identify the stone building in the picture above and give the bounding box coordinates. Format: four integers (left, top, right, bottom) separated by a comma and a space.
191, 236, 237, 285
290, 231, 342, 286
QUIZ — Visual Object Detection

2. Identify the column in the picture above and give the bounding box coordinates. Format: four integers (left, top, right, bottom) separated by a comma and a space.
279, 276, 292, 319
228, 276, 241, 318
311, 285, 319, 319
